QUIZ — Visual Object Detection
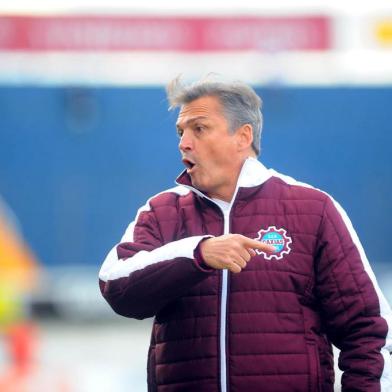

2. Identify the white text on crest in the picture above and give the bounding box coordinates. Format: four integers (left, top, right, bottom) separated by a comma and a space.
262, 239, 284, 245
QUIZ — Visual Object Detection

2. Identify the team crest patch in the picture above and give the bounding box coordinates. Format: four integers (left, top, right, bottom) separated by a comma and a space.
254, 226, 292, 260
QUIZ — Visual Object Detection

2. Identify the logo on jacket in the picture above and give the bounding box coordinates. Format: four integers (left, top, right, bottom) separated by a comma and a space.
254, 226, 292, 260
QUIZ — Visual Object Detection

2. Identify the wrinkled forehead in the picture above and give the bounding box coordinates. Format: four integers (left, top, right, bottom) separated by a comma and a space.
176, 96, 224, 126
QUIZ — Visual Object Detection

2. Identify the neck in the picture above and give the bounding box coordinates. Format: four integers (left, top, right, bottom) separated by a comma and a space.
208, 155, 254, 202
208, 185, 236, 203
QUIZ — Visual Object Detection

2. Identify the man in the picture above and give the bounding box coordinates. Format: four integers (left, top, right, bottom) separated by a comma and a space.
99, 77, 392, 391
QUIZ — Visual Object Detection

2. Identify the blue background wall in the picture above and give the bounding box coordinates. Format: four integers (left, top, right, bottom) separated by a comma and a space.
0, 86, 391, 268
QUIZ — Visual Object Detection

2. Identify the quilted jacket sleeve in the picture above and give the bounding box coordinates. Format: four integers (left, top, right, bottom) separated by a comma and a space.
315, 196, 392, 391
98, 197, 214, 320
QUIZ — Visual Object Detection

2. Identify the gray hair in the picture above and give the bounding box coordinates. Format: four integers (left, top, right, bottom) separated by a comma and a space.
166, 76, 263, 156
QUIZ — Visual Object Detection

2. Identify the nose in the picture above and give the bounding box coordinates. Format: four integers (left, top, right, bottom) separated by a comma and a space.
178, 129, 194, 152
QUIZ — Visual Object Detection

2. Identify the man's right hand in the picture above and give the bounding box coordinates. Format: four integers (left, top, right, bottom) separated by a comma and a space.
200, 234, 275, 273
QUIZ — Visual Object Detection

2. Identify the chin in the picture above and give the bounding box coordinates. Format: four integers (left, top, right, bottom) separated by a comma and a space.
190, 179, 202, 190
190, 178, 207, 192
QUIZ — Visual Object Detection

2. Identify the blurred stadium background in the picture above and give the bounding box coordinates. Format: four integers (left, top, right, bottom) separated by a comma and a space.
0, 1, 391, 391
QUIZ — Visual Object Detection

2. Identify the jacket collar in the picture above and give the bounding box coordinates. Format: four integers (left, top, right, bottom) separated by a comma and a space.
175, 157, 272, 203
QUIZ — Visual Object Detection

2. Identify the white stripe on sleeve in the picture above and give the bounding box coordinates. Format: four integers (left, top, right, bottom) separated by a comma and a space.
121, 185, 190, 243
99, 235, 210, 282
271, 169, 392, 388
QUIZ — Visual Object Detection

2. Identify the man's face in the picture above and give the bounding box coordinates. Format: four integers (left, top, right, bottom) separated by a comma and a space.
176, 95, 243, 201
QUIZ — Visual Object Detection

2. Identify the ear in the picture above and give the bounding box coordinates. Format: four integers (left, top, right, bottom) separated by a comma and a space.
236, 124, 253, 152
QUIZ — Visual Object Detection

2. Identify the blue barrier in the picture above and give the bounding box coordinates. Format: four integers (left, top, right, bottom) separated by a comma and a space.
0, 86, 390, 268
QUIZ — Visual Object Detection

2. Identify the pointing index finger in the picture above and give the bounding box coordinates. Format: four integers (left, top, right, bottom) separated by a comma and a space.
243, 237, 276, 253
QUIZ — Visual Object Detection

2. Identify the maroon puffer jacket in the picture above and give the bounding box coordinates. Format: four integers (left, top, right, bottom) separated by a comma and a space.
99, 158, 392, 392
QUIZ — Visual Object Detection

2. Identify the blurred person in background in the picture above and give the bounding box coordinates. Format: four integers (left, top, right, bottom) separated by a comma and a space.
0, 196, 40, 390
0, 197, 69, 391
99, 77, 392, 391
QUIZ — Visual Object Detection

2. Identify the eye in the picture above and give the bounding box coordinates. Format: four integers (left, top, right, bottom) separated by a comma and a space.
176, 128, 184, 138
194, 124, 205, 133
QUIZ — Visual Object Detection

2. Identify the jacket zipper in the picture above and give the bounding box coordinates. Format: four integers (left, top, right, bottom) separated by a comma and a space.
219, 207, 231, 392
180, 185, 235, 392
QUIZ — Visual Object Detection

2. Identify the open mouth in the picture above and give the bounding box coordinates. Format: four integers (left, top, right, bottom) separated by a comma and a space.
182, 158, 196, 172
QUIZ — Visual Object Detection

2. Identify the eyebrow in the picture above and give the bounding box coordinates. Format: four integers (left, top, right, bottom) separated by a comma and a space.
176, 115, 208, 129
